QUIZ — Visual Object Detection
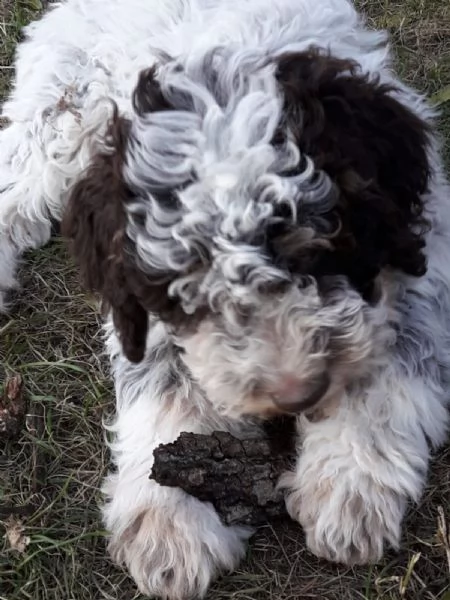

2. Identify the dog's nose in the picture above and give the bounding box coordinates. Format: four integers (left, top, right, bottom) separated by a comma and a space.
272, 374, 331, 414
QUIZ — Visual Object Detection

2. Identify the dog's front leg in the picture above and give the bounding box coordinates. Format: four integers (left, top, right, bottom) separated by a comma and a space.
101, 319, 252, 600
280, 361, 448, 566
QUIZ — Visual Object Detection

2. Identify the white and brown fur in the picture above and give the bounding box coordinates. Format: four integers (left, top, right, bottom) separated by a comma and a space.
1, 0, 449, 598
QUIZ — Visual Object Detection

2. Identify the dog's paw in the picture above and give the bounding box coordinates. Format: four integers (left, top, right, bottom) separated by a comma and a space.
105, 486, 251, 599
281, 469, 405, 565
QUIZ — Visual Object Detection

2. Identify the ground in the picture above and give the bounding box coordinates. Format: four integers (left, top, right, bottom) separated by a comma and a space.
0, 0, 449, 598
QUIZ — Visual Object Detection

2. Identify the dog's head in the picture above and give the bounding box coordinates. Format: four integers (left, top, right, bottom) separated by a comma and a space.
62, 48, 431, 418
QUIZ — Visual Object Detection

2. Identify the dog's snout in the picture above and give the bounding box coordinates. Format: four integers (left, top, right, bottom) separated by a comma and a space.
272, 373, 331, 414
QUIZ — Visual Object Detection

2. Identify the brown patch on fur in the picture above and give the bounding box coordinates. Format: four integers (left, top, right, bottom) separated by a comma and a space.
63, 68, 212, 362
274, 48, 432, 298
62, 109, 150, 362
62, 110, 195, 364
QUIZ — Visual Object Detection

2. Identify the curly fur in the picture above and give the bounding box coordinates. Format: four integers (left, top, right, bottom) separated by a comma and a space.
1, 0, 449, 598
275, 49, 431, 294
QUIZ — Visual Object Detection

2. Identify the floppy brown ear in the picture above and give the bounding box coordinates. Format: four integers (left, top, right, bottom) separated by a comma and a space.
275, 48, 431, 297
61, 112, 149, 363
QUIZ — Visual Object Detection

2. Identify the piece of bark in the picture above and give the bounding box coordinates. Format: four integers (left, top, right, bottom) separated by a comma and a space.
151, 430, 295, 526
0, 375, 27, 439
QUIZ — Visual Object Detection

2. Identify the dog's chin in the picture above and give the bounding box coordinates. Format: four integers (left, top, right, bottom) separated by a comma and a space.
230, 362, 366, 421
200, 376, 337, 421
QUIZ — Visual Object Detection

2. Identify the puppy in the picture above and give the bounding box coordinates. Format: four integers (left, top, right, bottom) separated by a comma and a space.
1, 1, 449, 598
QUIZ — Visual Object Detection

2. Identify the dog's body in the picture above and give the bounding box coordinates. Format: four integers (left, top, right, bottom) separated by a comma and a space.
1, 0, 449, 598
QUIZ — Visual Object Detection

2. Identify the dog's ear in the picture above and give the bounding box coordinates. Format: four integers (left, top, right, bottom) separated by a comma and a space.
275, 49, 431, 297
62, 111, 149, 363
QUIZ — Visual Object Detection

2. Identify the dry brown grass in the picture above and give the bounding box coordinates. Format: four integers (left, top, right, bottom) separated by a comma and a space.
0, 1, 449, 599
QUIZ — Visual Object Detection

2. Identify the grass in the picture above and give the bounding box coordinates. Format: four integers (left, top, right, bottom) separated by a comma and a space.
0, 0, 42, 106
0, 1, 449, 599
358, 0, 450, 167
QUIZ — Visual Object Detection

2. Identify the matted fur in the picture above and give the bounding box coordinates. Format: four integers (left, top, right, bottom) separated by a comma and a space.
1, 0, 449, 598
